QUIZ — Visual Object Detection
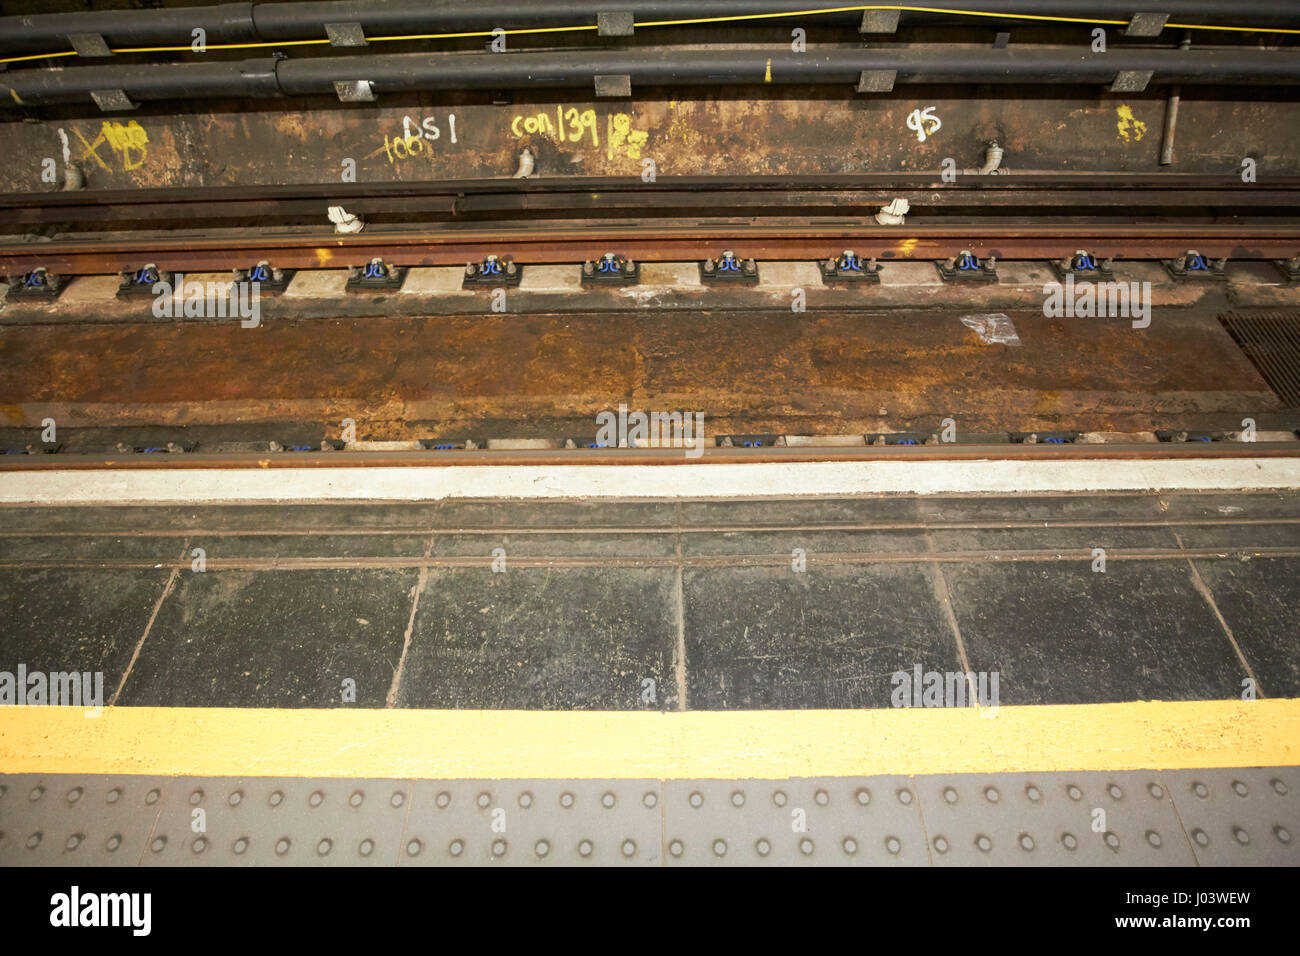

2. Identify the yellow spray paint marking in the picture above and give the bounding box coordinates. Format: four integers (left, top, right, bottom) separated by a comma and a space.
765, 58, 772, 82
1116, 104, 1147, 143
605, 112, 649, 161
899, 238, 920, 256
314, 248, 333, 266
75, 120, 149, 172
505, 105, 647, 161
511, 105, 600, 146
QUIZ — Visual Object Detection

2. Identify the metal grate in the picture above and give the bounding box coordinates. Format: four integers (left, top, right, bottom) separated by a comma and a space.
1219, 310, 1300, 408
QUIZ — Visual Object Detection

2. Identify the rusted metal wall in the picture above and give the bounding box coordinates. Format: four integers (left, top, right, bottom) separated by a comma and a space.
1, 87, 1296, 192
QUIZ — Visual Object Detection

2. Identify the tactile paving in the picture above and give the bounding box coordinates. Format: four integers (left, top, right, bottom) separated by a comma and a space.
0, 775, 165, 866
913, 771, 1195, 866
1163, 767, 1299, 866
663, 777, 928, 866
3, 768, 1298, 866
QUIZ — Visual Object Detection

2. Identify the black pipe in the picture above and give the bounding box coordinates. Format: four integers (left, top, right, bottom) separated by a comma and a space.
277, 47, 1300, 91
4, 58, 280, 107
0, 4, 257, 56
251, 0, 1300, 38
1, 1, 1299, 56
5, 47, 1300, 109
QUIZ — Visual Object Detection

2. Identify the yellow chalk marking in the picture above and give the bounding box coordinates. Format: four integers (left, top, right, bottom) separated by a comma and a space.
0, 699, 1295, 779
1116, 104, 1147, 143
765, 58, 772, 82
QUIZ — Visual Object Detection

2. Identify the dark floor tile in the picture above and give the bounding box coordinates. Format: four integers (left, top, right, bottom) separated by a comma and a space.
679, 497, 922, 528
430, 532, 674, 558
1171, 523, 1300, 550
683, 563, 961, 709
434, 499, 675, 530
682, 528, 928, 557
117, 569, 416, 707
194, 534, 429, 560
1192, 557, 1300, 698
396, 567, 678, 709
0, 535, 184, 562
917, 494, 1166, 524
928, 525, 1180, 553
1158, 492, 1300, 521
945, 561, 1248, 705
0, 568, 171, 700
0, 504, 446, 534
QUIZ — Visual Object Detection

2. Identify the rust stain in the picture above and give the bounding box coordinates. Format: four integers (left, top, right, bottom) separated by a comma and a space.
0, 308, 1277, 437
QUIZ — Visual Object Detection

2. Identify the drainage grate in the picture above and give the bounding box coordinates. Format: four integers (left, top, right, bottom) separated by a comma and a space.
1219, 310, 1300, 408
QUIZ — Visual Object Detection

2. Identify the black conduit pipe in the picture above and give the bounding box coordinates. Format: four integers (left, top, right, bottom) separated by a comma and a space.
5, 47, 1300, 110
1, 1, 1299, 56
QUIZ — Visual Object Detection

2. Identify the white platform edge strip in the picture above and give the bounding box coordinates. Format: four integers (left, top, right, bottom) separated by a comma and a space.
2, 458, 1299, 504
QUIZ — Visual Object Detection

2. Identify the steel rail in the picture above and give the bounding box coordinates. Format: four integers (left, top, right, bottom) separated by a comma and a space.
4, 220, 1300, 273
4, 176, 1299, 227
4, 173, 1293, 207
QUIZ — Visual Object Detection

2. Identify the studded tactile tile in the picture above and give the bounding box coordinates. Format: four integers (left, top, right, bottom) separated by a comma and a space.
913, 771, 1195, 866
1163, 767, 1300, 866
141, 777, 411, 866
0, 775, 165, 866
662, 777, 929, 866
3, 769, 1298, 866
397, 780, 663, 867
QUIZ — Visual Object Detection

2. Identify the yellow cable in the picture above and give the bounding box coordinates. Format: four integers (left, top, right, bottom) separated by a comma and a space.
1, 5, 1296, 67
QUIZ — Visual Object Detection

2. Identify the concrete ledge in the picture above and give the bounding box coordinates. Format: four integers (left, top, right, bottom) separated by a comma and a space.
3, 458, 1299, 504
756, 261, 825, 290
519, 265, 582, 293
284, 269, 349, 298
637, 262, 701, 289
879, 261, 942, 287
995, 261, 1055, 287
400, 267, 471, 295
783, 435, 867, 447
53, 275, 122, 304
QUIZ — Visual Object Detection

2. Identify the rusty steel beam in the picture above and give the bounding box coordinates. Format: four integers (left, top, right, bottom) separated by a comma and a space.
3, 221, 1300, 272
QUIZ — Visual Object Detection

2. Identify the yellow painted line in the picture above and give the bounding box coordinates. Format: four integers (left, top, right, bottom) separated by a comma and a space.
1, 700, 1297, 778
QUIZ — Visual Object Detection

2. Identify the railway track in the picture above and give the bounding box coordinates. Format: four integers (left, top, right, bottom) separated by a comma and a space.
3, 174, 1298, 274
5, 222, 1299, 274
